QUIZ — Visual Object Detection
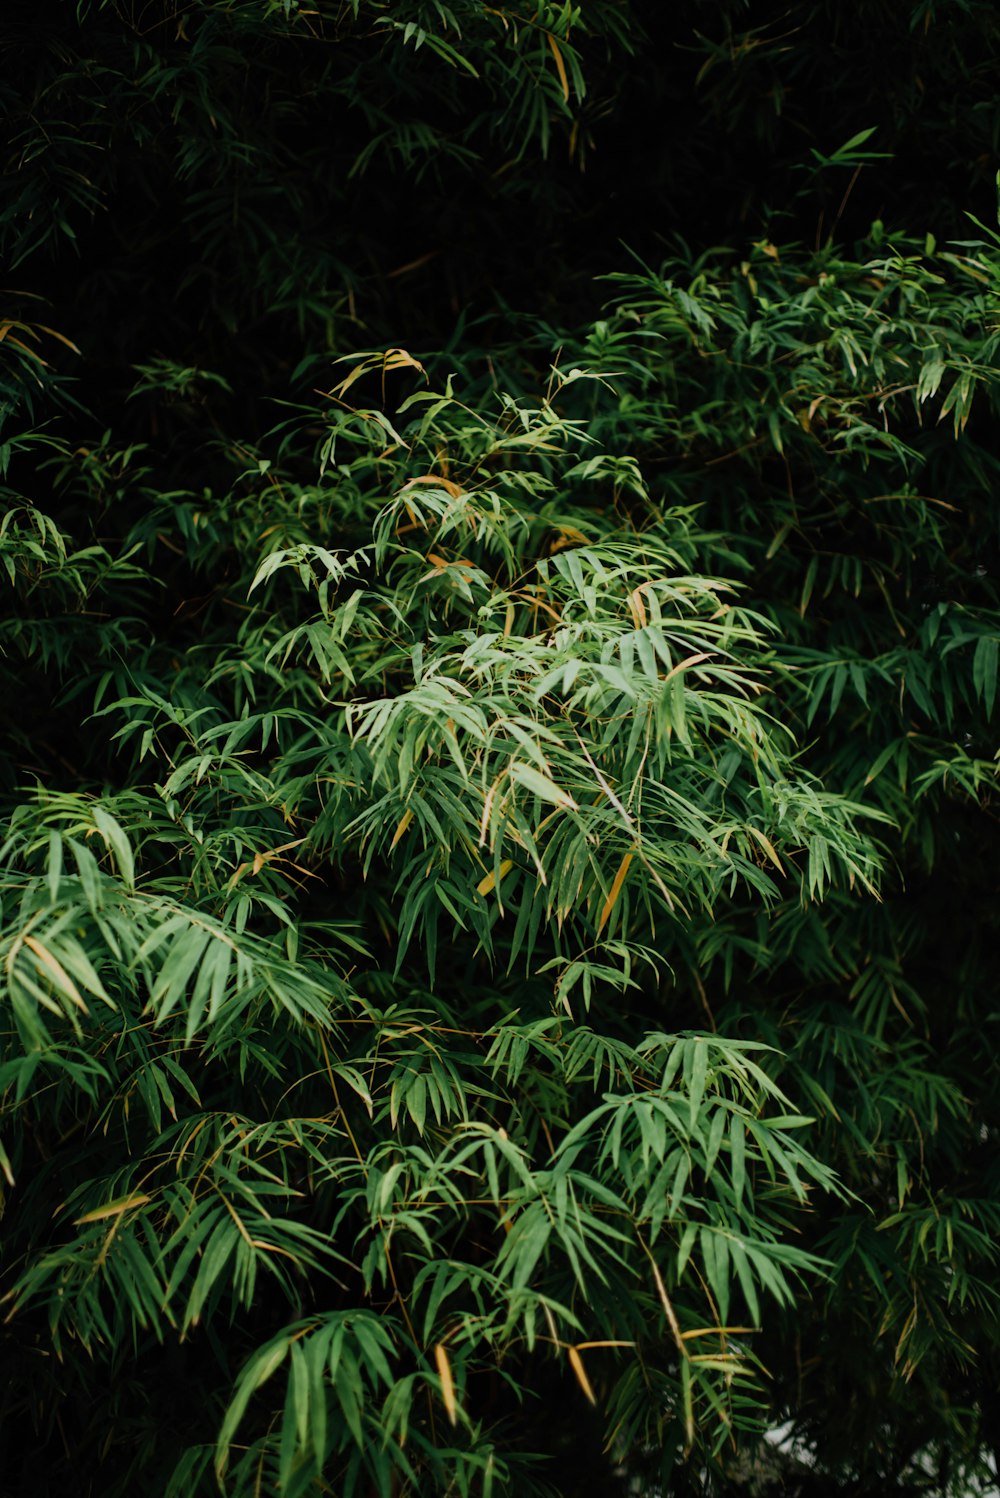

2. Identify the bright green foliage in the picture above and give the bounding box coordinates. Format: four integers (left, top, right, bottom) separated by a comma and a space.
2, 3, 1000, 1496
0, 349, 874, 1495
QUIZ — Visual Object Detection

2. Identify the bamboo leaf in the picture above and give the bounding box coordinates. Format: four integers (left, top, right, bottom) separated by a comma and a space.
74, 1194, 152, 1224
434, 1343, 458, 1426
596, 851, 633, 936
566, 1345, 596, 1405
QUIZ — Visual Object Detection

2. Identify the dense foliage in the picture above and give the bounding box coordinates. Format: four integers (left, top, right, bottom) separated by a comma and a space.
2, 3, 999, 1495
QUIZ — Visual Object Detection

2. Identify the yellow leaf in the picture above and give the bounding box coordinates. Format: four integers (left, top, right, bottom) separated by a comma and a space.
747, 826, 784, 872
75, 1193, 152, 1224
680, 1325, 758, 1340
329, 348, 425, 401
234, 837, 308, 886
477, 859, 512, 897
23, 936, 87, 1012
403, 474, 463, 499
434, 1344, 458, 1426
383, 347, 425, 377
387, 249, 441, 279
567, 1345, 596, 1405
2, 333, 44, 362
330, 361, 371, 399
391, 808, 414, 849
662, 651, 712, 682
35, 322, 82, 355
547, 33, 570, 102
627, 585, 647, 630
596, 852, 633, 936
548, 524, 588, 554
